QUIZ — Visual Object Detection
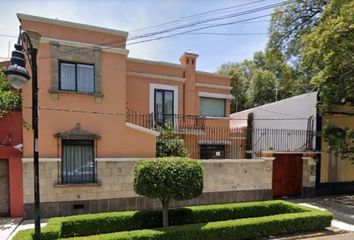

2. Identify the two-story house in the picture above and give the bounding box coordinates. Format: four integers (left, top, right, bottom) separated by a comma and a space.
16, 13, 232, 217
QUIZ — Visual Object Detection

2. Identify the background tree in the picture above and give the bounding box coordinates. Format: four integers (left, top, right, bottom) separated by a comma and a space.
0, 70, 21, 116
134, 157, 204, 227
217, 62, 251, 112
248, 68, 276, 107
268, 0, 330, 65
301, 0, 354, 112
301, 0, 354, 161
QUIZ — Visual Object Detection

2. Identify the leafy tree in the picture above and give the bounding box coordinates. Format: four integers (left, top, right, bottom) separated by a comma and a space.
217, 62, 251, 112
0, 70, 21, 115
156, 127, 189, 157
301, 0, 354, 162
217, 50, 299, 112
134, 158, 204, 227
301, 0, 354, 112
248, 69, 276, 107
268, 0, 330, 64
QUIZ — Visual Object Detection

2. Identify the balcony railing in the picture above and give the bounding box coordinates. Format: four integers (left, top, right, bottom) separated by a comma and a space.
126, 110, 206, 131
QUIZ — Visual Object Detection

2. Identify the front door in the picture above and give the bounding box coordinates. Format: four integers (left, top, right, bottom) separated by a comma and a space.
154, 89, 174, 127
0, 160, 9, 216
272, 154, 303, 198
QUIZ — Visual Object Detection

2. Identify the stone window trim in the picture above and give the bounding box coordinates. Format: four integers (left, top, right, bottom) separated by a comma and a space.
54, 123, 100, 185
49, 41, 103, 102
58, 61, 96, 93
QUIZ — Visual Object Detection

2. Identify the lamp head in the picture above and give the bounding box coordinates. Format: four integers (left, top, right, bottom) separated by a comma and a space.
5, 43, 30, 89
25, 30, 41, 49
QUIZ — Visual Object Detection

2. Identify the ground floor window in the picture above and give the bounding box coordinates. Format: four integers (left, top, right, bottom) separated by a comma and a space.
200, 144, 225, 159
62, 140, 95, 184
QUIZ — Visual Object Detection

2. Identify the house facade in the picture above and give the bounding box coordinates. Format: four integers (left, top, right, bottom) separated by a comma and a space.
17, 13, 236, 217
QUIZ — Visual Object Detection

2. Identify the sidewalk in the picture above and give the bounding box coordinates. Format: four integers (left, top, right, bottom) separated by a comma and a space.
306, 233, 354, 239
0, 218, 22, 240
1, 218, 48, 240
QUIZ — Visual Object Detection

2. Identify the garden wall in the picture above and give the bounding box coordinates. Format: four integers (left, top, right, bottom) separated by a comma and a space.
22, 158, 273, 218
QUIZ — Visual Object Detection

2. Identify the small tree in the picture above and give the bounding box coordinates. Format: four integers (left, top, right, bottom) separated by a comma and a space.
156, 127, 189, 157
134, 157, 204, 227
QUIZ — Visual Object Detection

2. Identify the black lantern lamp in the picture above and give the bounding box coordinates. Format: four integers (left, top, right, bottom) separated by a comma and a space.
6, 29, 42, 240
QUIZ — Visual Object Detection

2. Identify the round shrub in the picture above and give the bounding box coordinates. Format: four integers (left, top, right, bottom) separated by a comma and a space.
134, 157, 204, 227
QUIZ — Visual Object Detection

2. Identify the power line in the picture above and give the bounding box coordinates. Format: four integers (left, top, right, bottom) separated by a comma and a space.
36, 12, 276, 62
184, 32, 267, 36
34, 1, 291, 60
129, 0, 269, 33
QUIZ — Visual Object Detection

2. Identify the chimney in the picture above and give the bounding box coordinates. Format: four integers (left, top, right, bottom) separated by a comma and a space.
179, 51, 198, 69
179, 51, 199, 115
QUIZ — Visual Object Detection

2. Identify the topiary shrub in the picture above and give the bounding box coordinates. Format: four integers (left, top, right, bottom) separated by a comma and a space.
134, 157, 203, 227
156, 127, 189, 157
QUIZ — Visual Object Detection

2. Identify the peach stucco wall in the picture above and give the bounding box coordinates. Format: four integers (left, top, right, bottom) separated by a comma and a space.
20, 19, 156, 158
21, 19, 126, 48
20, 17, 231, 159
126, 57, 231, 120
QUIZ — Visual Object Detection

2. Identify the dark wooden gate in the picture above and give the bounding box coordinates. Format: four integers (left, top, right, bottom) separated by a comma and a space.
272, 154, 303, 198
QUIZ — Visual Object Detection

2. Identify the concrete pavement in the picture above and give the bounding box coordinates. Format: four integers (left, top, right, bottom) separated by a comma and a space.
0, 218, 48, 240
0, 218, 22, 240
305, 233, 354, 239
291, 195, 354, 232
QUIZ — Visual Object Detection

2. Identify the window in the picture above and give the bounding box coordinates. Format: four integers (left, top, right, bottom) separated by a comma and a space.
200, 97, 226, 117
62, 140, 95, 184
59, 62, 95, 93
154, 89, 174, 126
200, 145, 225, 159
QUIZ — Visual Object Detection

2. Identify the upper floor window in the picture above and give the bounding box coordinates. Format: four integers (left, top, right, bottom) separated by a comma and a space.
154, 89, 174, 126
200, 97, 226, 117
59, 61, 95, 93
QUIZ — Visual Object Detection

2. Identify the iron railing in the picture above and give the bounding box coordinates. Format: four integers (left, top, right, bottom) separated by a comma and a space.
126, 111, 316, 159
157, 126, 315, 159
126, 110, 206, 131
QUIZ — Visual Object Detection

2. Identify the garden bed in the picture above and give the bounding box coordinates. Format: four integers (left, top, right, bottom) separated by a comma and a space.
13, 200, 332, 240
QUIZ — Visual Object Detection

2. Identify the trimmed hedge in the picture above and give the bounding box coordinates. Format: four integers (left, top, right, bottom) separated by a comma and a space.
63, 211, 333, 240
12, 200, 332, 240
61, 200, 304, 237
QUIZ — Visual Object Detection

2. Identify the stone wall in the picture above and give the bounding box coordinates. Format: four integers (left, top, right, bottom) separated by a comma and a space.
23, 158, 273, 218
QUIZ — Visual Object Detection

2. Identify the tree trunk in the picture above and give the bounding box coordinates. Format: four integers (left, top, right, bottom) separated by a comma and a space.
161, 199, 169, 227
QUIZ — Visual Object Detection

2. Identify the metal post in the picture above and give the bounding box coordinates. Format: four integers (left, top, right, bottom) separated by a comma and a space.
30, 47, 41, 240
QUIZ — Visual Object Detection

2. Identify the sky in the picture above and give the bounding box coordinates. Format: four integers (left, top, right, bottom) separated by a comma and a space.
0, 0, 280, 72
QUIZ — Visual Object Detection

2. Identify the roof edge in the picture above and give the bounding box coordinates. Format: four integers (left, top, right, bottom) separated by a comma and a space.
17, 13, 129, 38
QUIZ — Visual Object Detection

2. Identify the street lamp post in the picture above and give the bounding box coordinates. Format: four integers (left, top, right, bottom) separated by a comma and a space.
6, 30, 41, 240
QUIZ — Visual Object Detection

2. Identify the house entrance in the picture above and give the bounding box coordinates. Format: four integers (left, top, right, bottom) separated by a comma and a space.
272, 154, 303, 198
0, 160, 9, 216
